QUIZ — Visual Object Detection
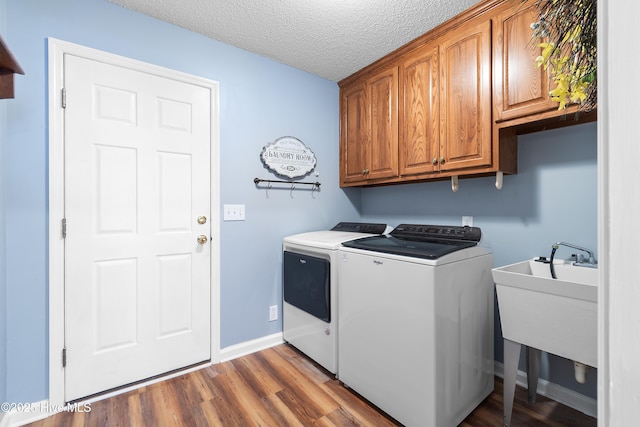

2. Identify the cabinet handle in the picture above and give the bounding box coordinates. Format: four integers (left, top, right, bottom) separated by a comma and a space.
362, 169, 369, 175
432, 158, 438, 165
439, 157, 445, 165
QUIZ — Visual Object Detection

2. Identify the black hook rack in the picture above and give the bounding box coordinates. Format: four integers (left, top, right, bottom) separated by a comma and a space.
254, 177, 321, 190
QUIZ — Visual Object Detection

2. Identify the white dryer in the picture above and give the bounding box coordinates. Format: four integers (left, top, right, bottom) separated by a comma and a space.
282, 222, 387, 374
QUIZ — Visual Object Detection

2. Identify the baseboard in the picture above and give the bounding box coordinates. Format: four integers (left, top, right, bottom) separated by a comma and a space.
220, 332, 284, 362
494, 361, 597, 418
0, 400, 53, 427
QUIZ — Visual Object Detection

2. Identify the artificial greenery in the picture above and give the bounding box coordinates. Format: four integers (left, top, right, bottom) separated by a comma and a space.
530, 0, 597, 111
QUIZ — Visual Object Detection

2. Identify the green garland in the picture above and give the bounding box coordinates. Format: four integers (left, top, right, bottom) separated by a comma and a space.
531, 0, 597, 111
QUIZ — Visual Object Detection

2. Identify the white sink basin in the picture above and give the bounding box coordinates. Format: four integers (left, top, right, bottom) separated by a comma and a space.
492, 259, 598, 367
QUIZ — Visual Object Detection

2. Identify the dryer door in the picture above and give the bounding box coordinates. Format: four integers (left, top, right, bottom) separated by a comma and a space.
283, 251, 330, 322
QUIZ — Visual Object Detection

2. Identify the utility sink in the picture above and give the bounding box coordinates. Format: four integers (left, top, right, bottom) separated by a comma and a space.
492, 259, 598, 367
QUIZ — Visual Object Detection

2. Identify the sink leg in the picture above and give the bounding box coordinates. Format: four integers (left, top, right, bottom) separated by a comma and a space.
526, 346, 541, 404
503, 339, 521, 427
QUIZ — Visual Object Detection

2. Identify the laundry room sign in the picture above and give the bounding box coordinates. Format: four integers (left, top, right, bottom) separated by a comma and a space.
260, 136, 317, 179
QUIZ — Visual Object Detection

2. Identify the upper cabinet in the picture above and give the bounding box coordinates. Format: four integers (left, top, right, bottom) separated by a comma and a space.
399, 18, 493, 179
400, 42, 440, 176
339, 0, 595, 188
341, 66, 398, 185
492, 0, 557, 122
439, 18, 492, 172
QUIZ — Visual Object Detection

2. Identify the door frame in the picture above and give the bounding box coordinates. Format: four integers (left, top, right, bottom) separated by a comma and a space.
47, 38, 221, 407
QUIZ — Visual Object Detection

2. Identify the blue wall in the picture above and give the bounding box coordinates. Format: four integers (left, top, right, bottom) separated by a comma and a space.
1, 0, 8, 405
3, 0, 359, 403
361, 122, 598, 398
2, 0, 597, 407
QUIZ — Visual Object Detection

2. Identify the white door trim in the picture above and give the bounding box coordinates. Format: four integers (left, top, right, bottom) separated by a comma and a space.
47, 38, 221, 407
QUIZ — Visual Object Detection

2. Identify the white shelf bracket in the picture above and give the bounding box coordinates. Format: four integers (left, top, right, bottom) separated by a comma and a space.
451, 175, 459, 192
495, 171, 504, 190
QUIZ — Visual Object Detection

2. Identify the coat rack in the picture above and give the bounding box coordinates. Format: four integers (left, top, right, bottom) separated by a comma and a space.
254, 177, 321, 190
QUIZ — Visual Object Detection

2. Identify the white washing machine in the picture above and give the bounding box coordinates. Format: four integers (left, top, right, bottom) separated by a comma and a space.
338, 224, 494, 427
282, 222, 387, 375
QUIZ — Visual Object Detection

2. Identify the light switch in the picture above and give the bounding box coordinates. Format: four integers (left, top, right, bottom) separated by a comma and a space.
224, 204, 245, 221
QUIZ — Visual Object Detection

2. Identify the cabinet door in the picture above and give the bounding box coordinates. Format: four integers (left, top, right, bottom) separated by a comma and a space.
493, 0, 556, 121
440, 18, 492, 172
400, 44, 440, 176
340, 82, 369, 184
368, 67, 399, 180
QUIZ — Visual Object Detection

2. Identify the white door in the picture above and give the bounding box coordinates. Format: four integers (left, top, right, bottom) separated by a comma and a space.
63, 54, 212, 401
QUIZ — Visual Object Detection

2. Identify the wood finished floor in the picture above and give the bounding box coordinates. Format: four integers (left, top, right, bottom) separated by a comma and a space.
25, 343, 596, 427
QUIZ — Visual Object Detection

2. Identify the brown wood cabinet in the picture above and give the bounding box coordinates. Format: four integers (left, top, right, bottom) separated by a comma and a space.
400, 42, 440, 176
339, 0, 594, 188
492, 0, 557, 122
439, 18, 492, 172
340, 12, 501, 187
399, 18, 493, 179
491, 0, 596, 135
340, 66, 398, 185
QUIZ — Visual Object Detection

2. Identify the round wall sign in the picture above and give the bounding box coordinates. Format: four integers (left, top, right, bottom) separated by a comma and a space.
260, 136, 317, 179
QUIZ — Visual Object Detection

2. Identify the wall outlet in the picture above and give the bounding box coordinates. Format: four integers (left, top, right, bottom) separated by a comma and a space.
223, 204, 245, 221
462, 216, 473, 227
269, 305, 278, 322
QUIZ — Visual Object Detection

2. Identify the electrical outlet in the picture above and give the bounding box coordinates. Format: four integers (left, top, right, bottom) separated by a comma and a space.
462, 216, 473, 227
269, 305, 278, 322
223, 204, 245, 221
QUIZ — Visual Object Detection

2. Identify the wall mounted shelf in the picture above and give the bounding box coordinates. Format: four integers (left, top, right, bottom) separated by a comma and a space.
0, 34, 25, 99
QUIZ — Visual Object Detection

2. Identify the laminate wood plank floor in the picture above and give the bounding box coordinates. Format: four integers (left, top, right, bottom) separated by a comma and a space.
25, 343, 596, 426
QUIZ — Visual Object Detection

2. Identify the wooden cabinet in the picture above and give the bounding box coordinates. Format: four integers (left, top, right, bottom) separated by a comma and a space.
341, 82, 369, 184
399, 18, 492, 178
491, 0, 596, 137
341, 14, 498, 187
400, 43, 440, 176
340, 66, 398, 185
492, 0, 557, 122
439, 18, 492, 172
340, 0, 595, 188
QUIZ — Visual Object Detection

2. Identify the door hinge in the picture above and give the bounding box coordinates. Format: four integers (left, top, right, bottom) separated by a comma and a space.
61, 88, 66, 108
62, 348, 67, 368
62, 218, 67, 238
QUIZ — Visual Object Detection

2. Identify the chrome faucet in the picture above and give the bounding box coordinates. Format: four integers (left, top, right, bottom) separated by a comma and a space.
552, 242, 597, 267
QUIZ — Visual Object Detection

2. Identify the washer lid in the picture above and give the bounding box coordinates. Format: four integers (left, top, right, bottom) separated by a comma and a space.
341, 224, 482, 259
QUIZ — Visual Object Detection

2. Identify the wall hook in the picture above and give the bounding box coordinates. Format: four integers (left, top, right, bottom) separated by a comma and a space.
451, 175, 459, 192
495, 171, 504, 190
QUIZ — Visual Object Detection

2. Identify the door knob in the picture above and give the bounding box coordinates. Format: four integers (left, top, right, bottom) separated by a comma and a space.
197, 215, 207, 224
197, 235, 208, 244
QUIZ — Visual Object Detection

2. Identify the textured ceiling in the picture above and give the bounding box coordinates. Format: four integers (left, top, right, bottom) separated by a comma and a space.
107, 0, 478, 82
